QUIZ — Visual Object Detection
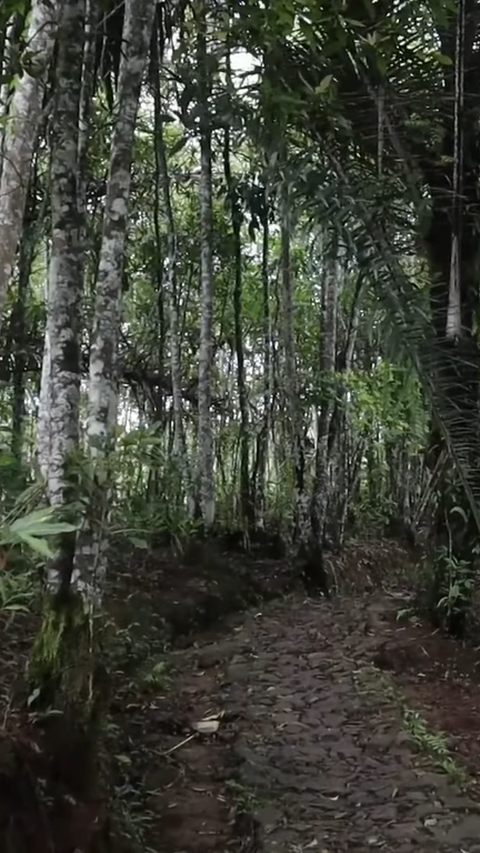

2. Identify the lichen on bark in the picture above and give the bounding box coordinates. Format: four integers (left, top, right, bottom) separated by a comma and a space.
74, 0, 157, 598
0, 0, 61, 331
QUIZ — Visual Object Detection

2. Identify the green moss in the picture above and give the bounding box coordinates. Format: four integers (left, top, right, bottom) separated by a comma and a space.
29, 591, 108, 719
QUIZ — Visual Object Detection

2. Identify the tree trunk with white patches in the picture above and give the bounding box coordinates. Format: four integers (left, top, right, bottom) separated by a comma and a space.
254, 192, 272, 527
0, 13, 25, 179
40, 0, 85, 597
196, 0, 216, 528
41, 0, 96, 486
38, 285, 51, 480
11, 191, 36, 463
29, 0, 93, 718
74, 0, 156, 600
224, 48, 251, 531
0, 0, 61, 331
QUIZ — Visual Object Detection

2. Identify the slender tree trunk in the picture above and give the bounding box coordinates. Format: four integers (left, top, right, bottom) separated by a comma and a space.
196, 0, 215, 528
0, 25, 6, 144
29, 0, 93, 728
0, 12, 25, 180
223, 63, 250, 529
0, 0, 61, 331
327, 271, 362, 536
77, 0, 97, 225
38, 284, 51, 480
38, 0, 85, 597
11, 189, 37, 462
279, 181, 309, 545
255, 191, 272, 525
312, 245, 339, 544
74, 0, 156, 600
150, 30, 165, 435
151, 32, 194, 510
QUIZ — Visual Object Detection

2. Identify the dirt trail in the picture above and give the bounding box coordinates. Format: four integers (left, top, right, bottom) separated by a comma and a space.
140, 591, 480, 853
3, 541, 480, 853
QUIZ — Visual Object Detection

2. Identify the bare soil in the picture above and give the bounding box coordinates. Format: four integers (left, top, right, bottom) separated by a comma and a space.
3, 538, 480, 852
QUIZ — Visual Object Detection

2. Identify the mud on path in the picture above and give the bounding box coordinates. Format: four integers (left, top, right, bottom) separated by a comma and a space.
138, 591, 480, 853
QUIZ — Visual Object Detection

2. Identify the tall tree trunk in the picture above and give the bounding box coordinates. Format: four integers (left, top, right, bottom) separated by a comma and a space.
30, 0, 91, 730
74, 0, 156, 600
312, 245, 339, 544
0, 0, 61, 331
223, 55, 250, 530
150, 29, 165, 433
254, 192, 272, 526
196, 0, 215, 528
279, 181, 308, 546
151, 28, 194, 510
39, 0, 85, 596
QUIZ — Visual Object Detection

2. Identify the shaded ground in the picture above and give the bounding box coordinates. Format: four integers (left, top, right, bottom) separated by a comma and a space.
123, 590, 480, 853
369, 595, 480, 776
0, 537, 301, 853
3, 538, 480, 851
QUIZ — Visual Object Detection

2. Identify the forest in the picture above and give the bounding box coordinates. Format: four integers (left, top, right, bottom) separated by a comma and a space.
2, 0, 480, 851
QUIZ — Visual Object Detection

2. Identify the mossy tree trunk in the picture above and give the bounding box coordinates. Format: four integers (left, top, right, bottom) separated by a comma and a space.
30, 0, 102, 772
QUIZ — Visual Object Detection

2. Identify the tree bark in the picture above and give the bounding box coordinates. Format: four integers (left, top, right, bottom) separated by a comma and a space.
11, 184, 37, 462
151, 31, 194, 510
223, 52, 251, 530
0, 0, 61, 331
74, 0, 156, 600
279, 181, 308, 546
0, 12, 25, 180
254, 190, 272, 526
39, 0, 85, 596
312, 244, 339, 544
77, 0, 97, 225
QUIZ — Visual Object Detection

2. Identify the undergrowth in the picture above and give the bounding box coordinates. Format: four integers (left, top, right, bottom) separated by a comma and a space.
226, 779, 266, 815
400, 545, 477, 638
355, 664, 469, 787
102, 616, 172, 852
0, 568, 39, 615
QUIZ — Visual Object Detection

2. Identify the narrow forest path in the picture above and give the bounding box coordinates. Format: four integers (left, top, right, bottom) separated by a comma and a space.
123, 588, 480, 853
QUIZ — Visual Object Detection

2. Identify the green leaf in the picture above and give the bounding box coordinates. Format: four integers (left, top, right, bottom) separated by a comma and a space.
18, 534, 55, 558
169, 135, 188, 157
9, 512, 77, 537
129, 537, 150, 550
376, 55, 388, 77
450, 505, 468, 522
0, 455, 16, 467
315, 75, 333, 94
432, 51, 453, 66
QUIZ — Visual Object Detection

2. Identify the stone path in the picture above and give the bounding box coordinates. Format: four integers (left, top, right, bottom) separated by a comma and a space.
137, 593, 480, 853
